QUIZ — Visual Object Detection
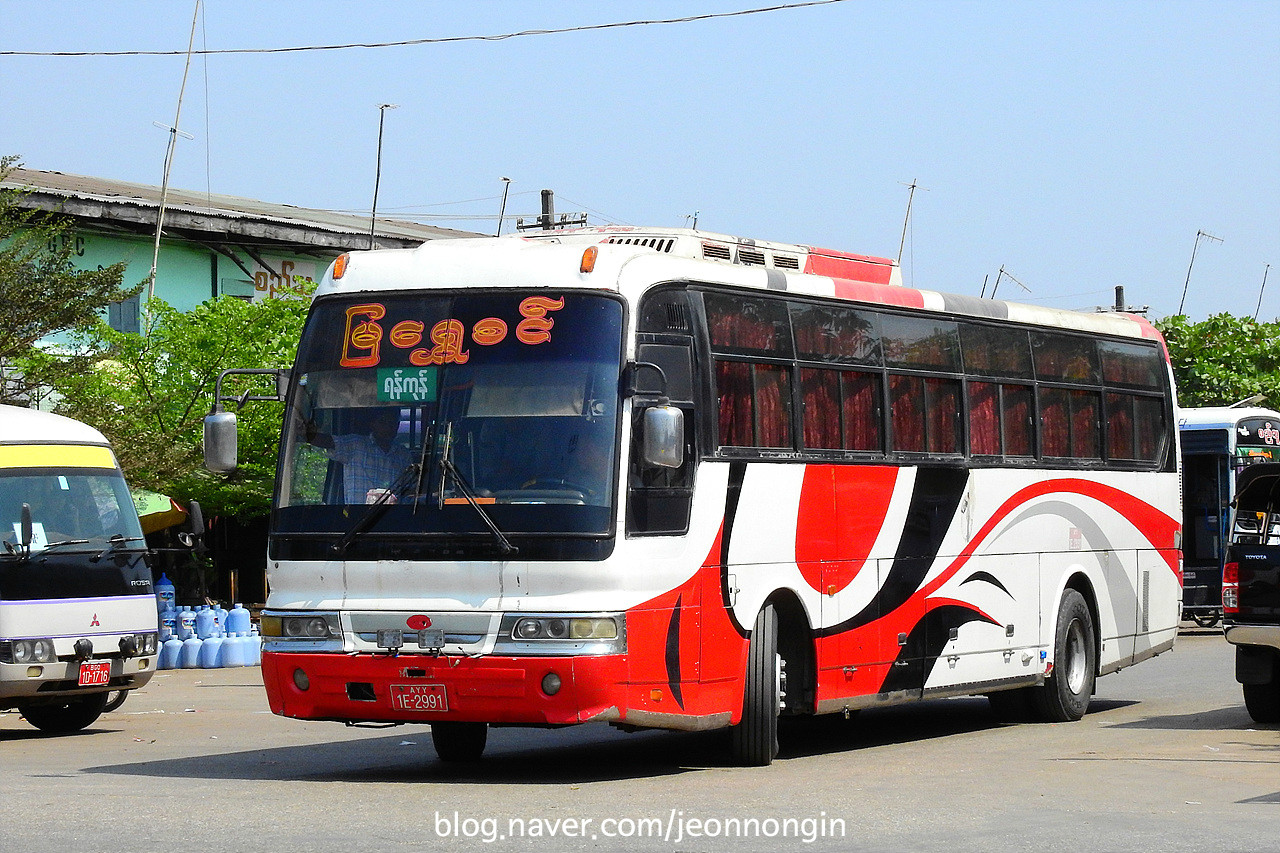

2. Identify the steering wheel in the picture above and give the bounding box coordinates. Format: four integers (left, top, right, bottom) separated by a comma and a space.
520, 477, 593, 496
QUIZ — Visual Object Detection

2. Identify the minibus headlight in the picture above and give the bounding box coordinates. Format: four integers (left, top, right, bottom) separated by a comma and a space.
0, 639, 58, 664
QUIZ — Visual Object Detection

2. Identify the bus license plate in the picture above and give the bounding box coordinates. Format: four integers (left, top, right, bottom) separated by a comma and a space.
390, 683, 448, 712
78, 660, 112, 687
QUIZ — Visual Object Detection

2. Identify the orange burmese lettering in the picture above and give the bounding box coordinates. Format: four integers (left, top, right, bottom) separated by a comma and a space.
340, 303, 386, 368
389, 320, 425, 349
471, 317, 508, 346
410, 318, 470, 365
516, 296, 564, 345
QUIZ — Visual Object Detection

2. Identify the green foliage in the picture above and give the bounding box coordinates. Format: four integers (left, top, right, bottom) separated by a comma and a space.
0, 155, 138, 399
1155, 313, 1280, 409
22, 285, 313, 520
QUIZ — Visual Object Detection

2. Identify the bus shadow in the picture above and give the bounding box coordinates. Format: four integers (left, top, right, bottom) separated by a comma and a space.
83, 694, 1223, 784
79, 699, 1012, 784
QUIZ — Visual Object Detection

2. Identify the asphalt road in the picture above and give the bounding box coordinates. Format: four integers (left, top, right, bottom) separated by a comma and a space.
1, 627, 1275, 853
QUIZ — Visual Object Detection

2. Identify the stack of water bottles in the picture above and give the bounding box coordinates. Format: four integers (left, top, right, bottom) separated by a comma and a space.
154, 573, 262, 670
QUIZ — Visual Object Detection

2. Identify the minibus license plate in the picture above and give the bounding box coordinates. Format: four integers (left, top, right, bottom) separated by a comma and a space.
390, 683, 448, 712
78, 660, 112, 687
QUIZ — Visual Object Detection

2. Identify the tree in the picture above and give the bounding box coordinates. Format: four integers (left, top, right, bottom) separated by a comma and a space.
0, 155, 136, 402
1155, 313, 1280, 408
21, 285, 313, 520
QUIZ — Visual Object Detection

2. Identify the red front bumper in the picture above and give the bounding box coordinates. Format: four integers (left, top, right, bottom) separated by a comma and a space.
262, 650, 628, 726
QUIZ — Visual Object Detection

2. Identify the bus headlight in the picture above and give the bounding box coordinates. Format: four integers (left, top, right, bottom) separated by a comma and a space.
496, 614, 624, 655
260, 612, 342, 646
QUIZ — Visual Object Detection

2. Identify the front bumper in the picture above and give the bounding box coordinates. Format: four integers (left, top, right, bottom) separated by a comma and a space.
262, 650, 628, 726
0, 655, 155, 708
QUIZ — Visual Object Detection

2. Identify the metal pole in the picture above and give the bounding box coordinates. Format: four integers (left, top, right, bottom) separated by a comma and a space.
369, 103, 398, 249
1177, 229, 1222, 315
1255, 264, 1271, 321
495, 177, 511, 236
147, 0, 201, 327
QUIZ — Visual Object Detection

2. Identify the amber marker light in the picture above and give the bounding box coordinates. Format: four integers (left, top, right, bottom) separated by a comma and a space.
332, 253, 350, 279
580, 245, 598, 274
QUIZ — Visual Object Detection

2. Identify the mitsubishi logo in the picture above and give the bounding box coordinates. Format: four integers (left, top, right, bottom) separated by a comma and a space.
89, 613, 100, 627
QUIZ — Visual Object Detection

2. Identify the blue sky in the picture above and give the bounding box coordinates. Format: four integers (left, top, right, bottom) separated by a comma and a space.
3, 0, 1276, 321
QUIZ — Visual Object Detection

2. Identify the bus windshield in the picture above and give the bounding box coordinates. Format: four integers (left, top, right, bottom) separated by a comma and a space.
276, 291, 625, 546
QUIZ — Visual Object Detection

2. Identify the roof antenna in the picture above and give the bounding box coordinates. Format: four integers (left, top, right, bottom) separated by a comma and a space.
495, 177, 512, 236
1177, 229, 1223, 315
368, 103, 398, 249
1254, 263, 1271, 321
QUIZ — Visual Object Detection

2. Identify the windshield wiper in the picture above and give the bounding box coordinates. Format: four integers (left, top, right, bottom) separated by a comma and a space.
90, 534, 149, 563
436, 422, 518, 556
331, 461, 422, 553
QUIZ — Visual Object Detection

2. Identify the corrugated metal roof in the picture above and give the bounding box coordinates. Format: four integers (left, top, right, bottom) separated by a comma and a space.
2, 167, 481, 248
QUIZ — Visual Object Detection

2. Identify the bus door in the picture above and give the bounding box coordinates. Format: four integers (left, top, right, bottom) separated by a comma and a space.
1180, 429, 1230, 622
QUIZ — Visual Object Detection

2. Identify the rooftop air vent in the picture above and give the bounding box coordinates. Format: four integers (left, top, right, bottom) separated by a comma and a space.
702, 243, 732, 261
773, 254, 800, 270
737, 248, 767, 266
605, 236, 675, 253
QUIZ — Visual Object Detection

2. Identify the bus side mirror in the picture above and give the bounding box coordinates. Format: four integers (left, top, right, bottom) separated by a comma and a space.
204, 411, 239, 473
642, 406, 684, 469
178, 500, 206, 550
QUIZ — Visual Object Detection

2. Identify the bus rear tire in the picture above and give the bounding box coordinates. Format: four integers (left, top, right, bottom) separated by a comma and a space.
1242, 680, 1280, 723
19, 692, 110, 733
731, 603, 781, 767
431, 721, 488, 762
1034, 589, 1096, 722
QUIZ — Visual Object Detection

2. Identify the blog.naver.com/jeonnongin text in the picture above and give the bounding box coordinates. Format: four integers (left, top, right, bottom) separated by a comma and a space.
433, 809, 846, 845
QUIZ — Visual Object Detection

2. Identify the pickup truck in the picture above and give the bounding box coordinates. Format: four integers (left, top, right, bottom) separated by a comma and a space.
1223, 463, 1280, 723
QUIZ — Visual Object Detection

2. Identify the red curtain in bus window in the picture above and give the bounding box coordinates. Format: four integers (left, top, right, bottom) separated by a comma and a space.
1003, 384, 1034, 457
1106, 393, 1136, 460
926, 378, 961, 454
801, 368, 841, 449
1071, 390, 1100, 459
890, 375, 926, 452
1134, 396, 1164, 461
968, 381, 1000, 456
755, 364, 793, 448
842, 371, 881, 451
716, 360, 754, 447
1041, 387, 1068, 457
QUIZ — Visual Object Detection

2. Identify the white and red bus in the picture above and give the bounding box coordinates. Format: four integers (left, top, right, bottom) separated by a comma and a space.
212, 226, 1181, 765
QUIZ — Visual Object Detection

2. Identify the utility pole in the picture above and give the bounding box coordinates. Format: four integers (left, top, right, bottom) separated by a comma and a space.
1177, 229, 1222, 315
147, 0, 201, 327
369, 103, 398, 249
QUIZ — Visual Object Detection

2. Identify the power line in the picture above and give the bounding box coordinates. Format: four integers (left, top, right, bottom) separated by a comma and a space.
1, 1, 849, 57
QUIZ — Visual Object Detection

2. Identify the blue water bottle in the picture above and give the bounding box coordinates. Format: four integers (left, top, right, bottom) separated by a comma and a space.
177, 605, 196, 641
227, 603, 251, 636
155, 573, 176, 613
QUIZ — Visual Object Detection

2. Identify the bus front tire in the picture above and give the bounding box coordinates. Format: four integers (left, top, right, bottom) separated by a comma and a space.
431, 721, 488, 762
1034, 589, 1096, 722
20, 692, 110, 733
731, 603, 781, 767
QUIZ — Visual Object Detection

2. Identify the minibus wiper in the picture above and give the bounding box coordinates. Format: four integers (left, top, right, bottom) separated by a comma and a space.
90, 534, 148, 563
436, 422, 517, 556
